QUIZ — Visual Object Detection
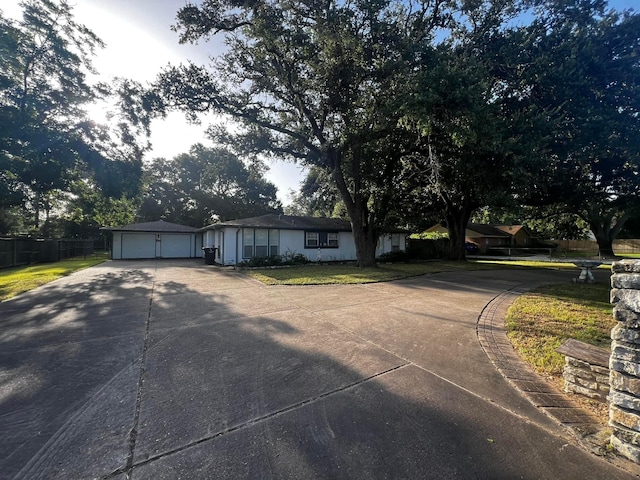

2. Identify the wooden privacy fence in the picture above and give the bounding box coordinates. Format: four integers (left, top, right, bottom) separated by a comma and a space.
0, 238, 95, 269
554, 239, 640, 255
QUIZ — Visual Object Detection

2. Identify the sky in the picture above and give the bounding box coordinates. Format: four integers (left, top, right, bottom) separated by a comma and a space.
2, 0, 637, 206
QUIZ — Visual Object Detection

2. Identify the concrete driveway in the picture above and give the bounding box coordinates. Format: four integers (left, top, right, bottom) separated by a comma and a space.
0, 259, 636, 479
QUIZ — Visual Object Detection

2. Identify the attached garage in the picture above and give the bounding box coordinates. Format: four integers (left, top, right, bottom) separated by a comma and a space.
105, 220, 203, 260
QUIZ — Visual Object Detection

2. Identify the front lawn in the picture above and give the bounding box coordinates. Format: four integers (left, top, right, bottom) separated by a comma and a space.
505, 282, 614, 424
0, 253, 109, 301
505, 282, 613, 375
242, 258, 605, 285
243, 261, 504, 285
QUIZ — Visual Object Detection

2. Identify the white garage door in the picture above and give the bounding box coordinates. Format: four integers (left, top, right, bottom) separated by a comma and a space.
121, 233, 157, 259
160, 234, 192, 258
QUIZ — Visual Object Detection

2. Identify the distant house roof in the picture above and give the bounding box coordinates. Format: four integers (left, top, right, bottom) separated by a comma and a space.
200, 214, 353, 232
467, 223, 512, 238
427, 223, 530, 238
494, 225, 529, 236
103, 220, 198, 233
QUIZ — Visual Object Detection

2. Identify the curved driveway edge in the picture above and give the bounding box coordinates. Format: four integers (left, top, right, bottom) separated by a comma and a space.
1, 259, 639, 479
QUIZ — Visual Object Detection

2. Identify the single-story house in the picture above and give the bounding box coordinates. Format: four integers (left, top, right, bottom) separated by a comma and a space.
105, 220, 202, 260
200, 214, 408, 266
426, 223, 533, 253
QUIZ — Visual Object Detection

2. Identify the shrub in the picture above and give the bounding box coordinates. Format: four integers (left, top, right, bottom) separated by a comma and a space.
237, 252, 308, 268
406, 238, 449, 259
409, 231, 449, 240
290, 253, 308, 265
377, 250, 409, 263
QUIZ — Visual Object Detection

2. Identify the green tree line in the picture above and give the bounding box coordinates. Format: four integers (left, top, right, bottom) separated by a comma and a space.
2, 0, 638, 264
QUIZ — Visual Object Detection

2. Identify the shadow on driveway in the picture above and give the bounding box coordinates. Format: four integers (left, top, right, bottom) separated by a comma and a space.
0, 260, 632, 479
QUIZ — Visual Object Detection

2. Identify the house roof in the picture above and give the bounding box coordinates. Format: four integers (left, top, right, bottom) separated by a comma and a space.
467, 223, 512, 238
200, 214, 353, 232
494, 225, 529, 236
427, 223, 529, 238
103, 220, 198, 233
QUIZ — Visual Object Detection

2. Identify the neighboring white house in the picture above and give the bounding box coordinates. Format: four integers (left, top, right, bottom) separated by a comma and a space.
200, 214, 408, 266
106, 220, 202, 260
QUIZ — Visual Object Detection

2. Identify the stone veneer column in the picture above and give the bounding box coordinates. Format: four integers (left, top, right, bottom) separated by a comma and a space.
610, 259, 640, 462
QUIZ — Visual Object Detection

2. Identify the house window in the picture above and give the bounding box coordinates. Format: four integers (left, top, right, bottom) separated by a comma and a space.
242, 229, 254, 258
269, 229, 279, 256
305, 232, 319, 247
243, 228, 279, 258
305, 231, 339, 248
255, 229, 268, 257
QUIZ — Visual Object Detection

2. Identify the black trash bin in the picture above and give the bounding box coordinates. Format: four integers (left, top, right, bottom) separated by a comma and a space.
203, 246, 216, 265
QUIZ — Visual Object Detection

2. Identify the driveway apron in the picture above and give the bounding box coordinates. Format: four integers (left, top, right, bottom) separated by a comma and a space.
0, 259, 636, 479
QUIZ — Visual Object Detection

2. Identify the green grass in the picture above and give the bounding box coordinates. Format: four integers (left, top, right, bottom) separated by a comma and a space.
505, 282, 614, 376
474, 258, 610, 269
243, 258, 608, 286
0, 252, 109, 301
244, 261, 501, 285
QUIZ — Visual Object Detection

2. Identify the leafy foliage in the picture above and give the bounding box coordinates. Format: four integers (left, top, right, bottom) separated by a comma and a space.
0, 0, 144, 235
150, 0, 457, 266
139, 144, 281, 227
139, 0, 639, 262
376, 250, 410, 263
410, 231, 449, 240
396, 0, 555, 260
284, 166, 344, 218
516, 0, 640, 254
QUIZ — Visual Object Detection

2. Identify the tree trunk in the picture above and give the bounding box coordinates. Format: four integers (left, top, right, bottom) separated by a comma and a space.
443, 201, 473, 261
330, 151, 379, 268
590, 217, 616, 258
594, 234, 615, 258
583, 207, 630, 259
351, 221, 379, 268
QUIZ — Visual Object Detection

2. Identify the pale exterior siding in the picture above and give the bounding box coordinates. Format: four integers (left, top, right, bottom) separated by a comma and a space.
300, 231, 357, 263
208, 227, 405, 265
279, 230, 304, 258
199, 215, 407, 265
376, 234, 407, 256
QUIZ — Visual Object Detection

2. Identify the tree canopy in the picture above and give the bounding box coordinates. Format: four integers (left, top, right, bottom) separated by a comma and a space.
396, 2, 552, 259
516, 0, 640, 256
134, 0, 640, 261
139, 144, 281, 227
149, 0, 454, 266
0, 0, 144, 236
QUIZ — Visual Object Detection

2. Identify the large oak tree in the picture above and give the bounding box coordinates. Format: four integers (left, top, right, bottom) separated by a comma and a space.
149, 0, 451, 267
395, 0, 549, 260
